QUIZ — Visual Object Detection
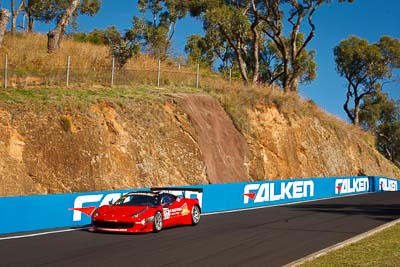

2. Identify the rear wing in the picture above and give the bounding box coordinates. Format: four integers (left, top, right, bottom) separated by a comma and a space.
151, 187, 203, 193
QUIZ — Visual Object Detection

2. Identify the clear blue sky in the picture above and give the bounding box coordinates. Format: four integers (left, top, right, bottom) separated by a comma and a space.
5, 0, 400, 121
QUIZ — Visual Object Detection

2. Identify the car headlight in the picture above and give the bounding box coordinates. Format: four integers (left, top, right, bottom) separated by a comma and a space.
132, 207, 148, 218
93, 209, 99, 217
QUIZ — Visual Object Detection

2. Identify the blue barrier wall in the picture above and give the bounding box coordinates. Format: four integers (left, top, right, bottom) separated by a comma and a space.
0, 176, 398, 235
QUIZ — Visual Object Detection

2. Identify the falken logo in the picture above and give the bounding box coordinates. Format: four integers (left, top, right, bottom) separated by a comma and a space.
379, 178, 398, 191
243, 181, 314, 204
335, 178, 369, 194
69, 190, 203, 222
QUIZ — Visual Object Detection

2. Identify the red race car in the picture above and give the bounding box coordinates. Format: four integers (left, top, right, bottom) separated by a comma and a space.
89, 188, 202, 233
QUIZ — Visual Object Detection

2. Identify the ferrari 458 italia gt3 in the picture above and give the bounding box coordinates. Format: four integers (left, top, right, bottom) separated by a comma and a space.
90, 188, 202, 233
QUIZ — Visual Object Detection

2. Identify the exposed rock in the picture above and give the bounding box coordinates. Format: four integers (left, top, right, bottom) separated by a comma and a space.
245, 103, 399, 180
0, 92, 398, 197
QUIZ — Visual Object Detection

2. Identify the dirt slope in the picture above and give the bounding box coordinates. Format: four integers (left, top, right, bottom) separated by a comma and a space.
0, 92, 398, 196
174, 94, 251, 184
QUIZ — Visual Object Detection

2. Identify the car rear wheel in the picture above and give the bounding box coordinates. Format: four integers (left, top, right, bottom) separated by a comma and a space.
153, 211, 163, 232
191, 205, 201, 225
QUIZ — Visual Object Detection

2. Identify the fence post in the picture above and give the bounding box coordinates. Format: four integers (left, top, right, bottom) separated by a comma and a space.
111, 57, 115, 87
4, 54, 8, 89
229, 68, 232, 85
157, 59, 161, 87
66, 56, 71, 87
196, 64, 200, 88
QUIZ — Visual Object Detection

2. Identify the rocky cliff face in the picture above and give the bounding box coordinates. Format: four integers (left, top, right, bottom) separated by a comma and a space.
245, 103, 399, 180
0, 93, 398, 196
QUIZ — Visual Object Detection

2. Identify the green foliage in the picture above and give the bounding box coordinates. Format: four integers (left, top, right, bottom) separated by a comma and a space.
109, 38, 137, 69
25, 0, 101, 24
72, 26, 121, 45
184, 0, 324, 90
126, 0, 190, 60
334, 35, 400, 125
359, 92, 400, 165
71, 26, 137, 69
184, 34, 214, 68
72, 29, 105, 45
359, 92, 397, 130
263, 33, 317, 87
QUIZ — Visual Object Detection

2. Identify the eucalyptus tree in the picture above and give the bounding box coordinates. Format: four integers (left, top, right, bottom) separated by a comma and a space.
186, 0, 351, 90
127, 0, 189, 60
25, 0, 101, 52
23, 0, 42, 32
334, 36, 400, 126
11, 0, 24, 34
254, 0, 326, 91
359, 92, 400, 165
185, 34, 215, 68
0, 8, 10, 46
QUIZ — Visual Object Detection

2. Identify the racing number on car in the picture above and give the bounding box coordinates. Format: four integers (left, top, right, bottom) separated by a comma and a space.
163, 208, 170, 219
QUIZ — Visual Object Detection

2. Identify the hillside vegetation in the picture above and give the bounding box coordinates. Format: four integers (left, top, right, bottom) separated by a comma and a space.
0, 33, 222, 88
0, 33, 399, 196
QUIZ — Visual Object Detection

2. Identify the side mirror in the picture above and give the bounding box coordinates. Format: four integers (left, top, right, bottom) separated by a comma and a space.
109, 200, 113, 205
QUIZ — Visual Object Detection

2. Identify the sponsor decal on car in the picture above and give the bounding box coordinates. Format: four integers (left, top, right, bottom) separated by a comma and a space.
379, 178, 398, 191
181, 203, 190, 216
163, 208, 170, 219
243, 181, 314, 204
335, 177, 369, 195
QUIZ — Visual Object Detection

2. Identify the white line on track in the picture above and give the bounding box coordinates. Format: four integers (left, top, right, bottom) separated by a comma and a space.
0, 228, 87, 241
0, 192, 375, 241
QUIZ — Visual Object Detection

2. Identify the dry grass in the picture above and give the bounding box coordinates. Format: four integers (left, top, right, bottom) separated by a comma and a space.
0, 33, 111, 70
0, 33, 221, 88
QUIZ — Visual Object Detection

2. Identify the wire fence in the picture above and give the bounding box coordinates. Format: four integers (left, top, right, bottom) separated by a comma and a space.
1, 54, 236, 89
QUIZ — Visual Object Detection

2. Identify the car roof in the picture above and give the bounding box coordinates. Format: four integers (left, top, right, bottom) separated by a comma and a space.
124, 190, 173, 197
125, 191, 157, 196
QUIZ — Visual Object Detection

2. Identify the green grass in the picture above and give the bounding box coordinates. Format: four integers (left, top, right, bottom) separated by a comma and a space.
299, 222, 400, 267
0, 86, 202, 110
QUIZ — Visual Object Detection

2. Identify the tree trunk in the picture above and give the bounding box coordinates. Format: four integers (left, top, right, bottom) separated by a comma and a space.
236, 50, 249, 84
11, 0, 24, 35
289, 76, 299, 92
251, 21, 260, 84
353, 98, 360, 126
282, 58, 290, 92
11, 15, 18, 34
47, 0, 80, 53
250, 1, 261, 85
343, 85, 355, 124
28, 16, 34, 32
0, 9, 10, 47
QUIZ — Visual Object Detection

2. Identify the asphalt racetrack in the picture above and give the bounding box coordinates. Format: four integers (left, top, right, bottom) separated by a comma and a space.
1, 192, 399, 267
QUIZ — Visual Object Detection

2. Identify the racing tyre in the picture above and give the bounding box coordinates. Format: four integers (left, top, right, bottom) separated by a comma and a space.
153, 211, 163, 233
191, 205, 201, 225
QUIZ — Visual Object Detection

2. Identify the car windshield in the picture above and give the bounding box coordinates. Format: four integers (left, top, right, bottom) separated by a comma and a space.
113, 194, 159, 207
